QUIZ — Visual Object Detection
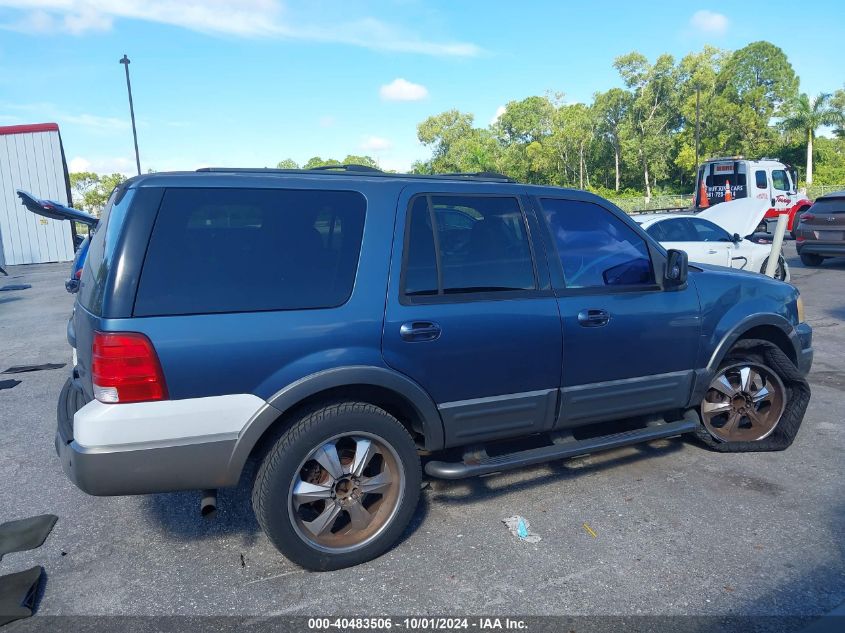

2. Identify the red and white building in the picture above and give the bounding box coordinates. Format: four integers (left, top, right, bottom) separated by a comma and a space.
0, 123, 75, 266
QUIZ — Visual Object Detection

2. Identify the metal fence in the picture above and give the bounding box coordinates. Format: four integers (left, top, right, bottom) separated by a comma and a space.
608, 185, 845, 214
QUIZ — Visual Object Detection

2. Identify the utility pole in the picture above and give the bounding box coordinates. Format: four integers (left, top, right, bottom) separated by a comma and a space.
694, 85, 701, 172
119, 54, 141, 176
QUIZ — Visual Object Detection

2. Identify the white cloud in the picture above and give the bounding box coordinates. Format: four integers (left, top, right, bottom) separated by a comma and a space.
0, 101, 129, 132
68, 156, 91, 172
360, 136, 393, 152
689, 10, 729, 35
489, 105, 506, 126
0, 1, 481, 56
67, 155, 136, 176
379, 78, 429, 102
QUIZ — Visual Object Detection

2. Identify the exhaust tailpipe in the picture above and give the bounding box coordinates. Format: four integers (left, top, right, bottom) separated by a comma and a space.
200, 489, 218, 519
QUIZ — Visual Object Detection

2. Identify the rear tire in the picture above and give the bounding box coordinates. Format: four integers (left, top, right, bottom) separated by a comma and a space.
799, 253, 824, 267
694, 339, 810, 452
252, 402, 421, 571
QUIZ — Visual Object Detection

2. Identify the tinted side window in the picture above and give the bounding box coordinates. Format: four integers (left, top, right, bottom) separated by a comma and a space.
540, 199, 655, 289
77, 187, 124, 316
658, 218, 698, 242
645, 222, 666, 241
691, 219, 731, 242
402, 195, 535, 297
772, 170, 789, 191
134, 188, 365, 316
755, 170, 768, 189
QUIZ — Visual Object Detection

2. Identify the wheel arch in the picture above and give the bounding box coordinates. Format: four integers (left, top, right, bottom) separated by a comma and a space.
707, 315, 799, 372
225, 366, 444, 483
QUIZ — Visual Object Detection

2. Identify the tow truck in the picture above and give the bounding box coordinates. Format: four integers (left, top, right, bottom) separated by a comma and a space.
694, 157, 812, 237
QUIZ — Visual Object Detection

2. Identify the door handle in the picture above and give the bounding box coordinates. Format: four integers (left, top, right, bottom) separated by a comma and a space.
707, 249, 718, 254
400, 321, 442, 342
577, 309, 610, 327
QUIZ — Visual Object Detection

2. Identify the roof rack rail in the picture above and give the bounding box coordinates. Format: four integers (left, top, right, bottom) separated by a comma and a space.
438, 171, 514, 182
308, 164, 383, 173
194, 167, 518, 183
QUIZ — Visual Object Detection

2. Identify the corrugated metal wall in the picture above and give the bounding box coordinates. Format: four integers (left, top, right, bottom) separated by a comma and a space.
0, 127, 74, 266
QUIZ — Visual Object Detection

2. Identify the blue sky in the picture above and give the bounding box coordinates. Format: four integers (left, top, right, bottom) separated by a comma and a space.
1, 0, 843, 175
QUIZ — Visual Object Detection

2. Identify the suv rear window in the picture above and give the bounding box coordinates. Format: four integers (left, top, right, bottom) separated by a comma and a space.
134, 188, 366, 316
810, 198, 845, 214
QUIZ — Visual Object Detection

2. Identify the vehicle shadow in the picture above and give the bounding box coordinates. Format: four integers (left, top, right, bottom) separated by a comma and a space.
423, 435, 687, 506
141, 461, 263, 545
140, 457, 431, 548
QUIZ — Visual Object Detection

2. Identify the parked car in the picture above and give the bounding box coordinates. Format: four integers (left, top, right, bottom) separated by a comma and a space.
637, 205, 789, 281
57, 167, 812, 571
16, 190, 98, 292
795, 191, 845, 266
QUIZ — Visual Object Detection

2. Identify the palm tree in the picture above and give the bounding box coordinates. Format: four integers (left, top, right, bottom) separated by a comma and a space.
781, 93, 844, 185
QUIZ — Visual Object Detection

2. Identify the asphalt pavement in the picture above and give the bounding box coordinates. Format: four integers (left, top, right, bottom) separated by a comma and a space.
0, 243, 843, 618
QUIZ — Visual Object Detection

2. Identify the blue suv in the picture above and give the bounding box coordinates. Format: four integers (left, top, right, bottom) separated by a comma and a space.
57, 167, 813, 570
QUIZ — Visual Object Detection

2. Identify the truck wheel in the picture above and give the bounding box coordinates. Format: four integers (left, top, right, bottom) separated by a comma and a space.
252, 402, 421, 571
799, 253, 824, 267
694, 340, 810, 452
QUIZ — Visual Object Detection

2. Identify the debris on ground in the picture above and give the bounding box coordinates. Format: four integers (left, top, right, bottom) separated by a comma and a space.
2, 363, 66, 374
502, 516, 541, 543
0, 285, 31, 292
583, 522, 598, 538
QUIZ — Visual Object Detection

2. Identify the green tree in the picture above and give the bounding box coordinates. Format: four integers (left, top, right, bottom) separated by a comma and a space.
831, 87, 845, 137
303, 156, 342, 169
341, 155, 380, 169
781, 93, 844, 184
593, 89, 632, 191
716, 41, 799, 155
614, 52, 680, 198
276, 158, 299, 169
69, 172, 127, 215
496, 96, 555, 145
417, 110, 475, 172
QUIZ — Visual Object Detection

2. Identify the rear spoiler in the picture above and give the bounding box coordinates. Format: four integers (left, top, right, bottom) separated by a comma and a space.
16, 190, 98, 228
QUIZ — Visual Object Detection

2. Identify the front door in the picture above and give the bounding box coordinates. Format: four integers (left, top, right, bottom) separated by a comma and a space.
382, 186, 562, 447
534, 196, 701, 428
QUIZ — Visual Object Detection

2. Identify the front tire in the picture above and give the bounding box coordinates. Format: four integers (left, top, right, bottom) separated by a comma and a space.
252, 402, 421, 571
800, 252, 824, 267
760, 256, 787, 281
694, 340, 810, 452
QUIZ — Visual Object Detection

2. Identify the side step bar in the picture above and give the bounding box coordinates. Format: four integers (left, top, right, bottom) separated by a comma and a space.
424, 418, 699, 479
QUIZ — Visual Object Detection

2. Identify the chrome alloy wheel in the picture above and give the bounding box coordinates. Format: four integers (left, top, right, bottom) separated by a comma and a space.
701, 363, 786, 442
288, 432, 405, 553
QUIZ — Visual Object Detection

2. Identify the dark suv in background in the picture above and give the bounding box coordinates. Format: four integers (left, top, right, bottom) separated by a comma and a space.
796, 190, 845, 266
55, 166, 812, 570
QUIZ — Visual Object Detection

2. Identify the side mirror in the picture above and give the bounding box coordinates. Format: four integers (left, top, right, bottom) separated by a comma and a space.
733, 233, 742, 243
665, 249, 688, 287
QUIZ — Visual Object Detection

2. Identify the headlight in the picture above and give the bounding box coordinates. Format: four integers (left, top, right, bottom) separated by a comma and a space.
796, 296, 806, 323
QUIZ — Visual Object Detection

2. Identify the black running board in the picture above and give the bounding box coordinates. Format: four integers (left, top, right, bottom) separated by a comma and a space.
424, 419, 699, 479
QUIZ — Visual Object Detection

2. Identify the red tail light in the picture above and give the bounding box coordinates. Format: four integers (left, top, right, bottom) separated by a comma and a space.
74, 268, 82, 279
92, 332, 168, 403
801, 213, 815, 221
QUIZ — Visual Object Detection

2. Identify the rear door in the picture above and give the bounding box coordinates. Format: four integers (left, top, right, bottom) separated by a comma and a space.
382, 184, 562, 447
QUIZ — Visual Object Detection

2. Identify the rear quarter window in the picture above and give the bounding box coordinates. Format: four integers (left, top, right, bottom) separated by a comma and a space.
77, 187, 128, 316
134, 188, 366, 316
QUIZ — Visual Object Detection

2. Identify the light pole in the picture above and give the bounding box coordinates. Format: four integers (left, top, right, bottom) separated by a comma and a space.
119, 54, 141, 176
